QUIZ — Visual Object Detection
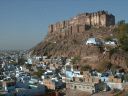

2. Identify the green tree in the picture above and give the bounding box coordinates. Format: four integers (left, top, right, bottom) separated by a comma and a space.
104, 36, 113, 41
33, 69, 45, 78
97, 61, 111, 72
117, 20, 125, 25
71, 56, 81, 64
117, 21, 128, 51
18, 57, 26, 65
95, 82, 106, 92
123, 74, 128, 82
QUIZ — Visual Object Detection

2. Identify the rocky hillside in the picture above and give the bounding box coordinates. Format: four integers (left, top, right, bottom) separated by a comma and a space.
31, 10, 128, 71
32, 26, 115, 56
31, 25, 128, 71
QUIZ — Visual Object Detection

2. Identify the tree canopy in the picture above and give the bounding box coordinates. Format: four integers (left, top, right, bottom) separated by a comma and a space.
117, 20, 128, 51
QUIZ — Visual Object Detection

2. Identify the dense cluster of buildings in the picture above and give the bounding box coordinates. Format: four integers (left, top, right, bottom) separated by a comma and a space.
0, 47, 128, 96
0, 37, 119, 96
65, 62, 128, 95
0, 51, 66, 96
26, 53, 128, 94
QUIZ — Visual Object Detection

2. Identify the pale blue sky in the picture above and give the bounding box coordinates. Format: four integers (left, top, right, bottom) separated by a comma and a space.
0, 0, 128, 49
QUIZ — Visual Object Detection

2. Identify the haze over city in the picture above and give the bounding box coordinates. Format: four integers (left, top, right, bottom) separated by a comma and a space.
0, 0, 128, 49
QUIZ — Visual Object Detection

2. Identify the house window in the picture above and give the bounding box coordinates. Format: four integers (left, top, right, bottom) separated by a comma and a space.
92, 78, 94, 82
87, 87, 90, 89
92, 90, 95, 93
74, 86, 77, 89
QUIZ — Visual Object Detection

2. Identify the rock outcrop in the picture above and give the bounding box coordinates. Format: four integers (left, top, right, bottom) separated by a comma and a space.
31, 11, 128, 71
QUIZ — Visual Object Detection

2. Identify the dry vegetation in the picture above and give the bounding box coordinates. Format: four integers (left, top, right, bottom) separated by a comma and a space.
31, 26, 128, 71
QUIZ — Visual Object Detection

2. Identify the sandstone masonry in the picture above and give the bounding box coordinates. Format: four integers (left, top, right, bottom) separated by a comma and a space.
48, 10, 115, 35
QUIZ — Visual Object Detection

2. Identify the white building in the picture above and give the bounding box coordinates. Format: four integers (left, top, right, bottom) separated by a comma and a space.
86, 38, 102, 45
105, 41, 116, 46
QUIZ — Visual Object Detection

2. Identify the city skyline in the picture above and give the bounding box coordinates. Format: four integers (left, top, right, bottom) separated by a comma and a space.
0, 0, 128, 49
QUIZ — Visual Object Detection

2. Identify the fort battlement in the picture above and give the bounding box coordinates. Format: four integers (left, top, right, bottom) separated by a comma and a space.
48, 10, 115, 34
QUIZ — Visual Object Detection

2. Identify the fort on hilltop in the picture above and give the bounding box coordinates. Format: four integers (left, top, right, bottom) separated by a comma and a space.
48, 10, 115, 34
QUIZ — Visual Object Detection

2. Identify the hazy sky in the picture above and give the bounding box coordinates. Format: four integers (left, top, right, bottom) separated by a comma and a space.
0, 0, 128, 50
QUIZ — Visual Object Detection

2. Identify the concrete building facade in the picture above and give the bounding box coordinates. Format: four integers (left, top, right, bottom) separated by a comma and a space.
66, 82, 95, 94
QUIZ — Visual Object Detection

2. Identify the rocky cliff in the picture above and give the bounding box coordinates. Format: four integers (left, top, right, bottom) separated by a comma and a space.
31, 26, 128, 71
31, 11, 128, 71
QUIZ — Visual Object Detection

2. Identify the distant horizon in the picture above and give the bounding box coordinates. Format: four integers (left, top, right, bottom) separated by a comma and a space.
0, 0, 128, 50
